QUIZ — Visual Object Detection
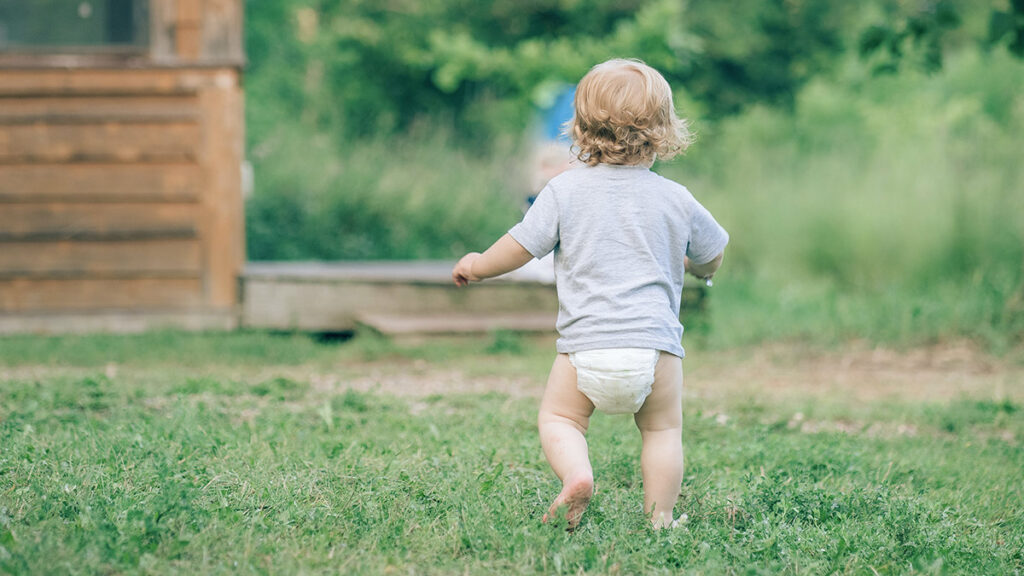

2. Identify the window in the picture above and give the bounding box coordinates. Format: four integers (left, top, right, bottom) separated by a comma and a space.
0, 0, 148, 51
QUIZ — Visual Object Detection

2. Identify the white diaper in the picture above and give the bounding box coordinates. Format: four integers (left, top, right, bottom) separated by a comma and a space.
569, 348, 660, 414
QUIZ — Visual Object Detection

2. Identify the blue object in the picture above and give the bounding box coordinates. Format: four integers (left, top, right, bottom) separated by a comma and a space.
541, 86, 576, 142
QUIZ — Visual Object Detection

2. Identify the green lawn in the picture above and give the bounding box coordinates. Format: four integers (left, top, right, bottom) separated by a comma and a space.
0, 331, 1022, 574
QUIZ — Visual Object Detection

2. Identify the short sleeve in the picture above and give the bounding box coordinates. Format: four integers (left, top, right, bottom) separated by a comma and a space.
686, 200, 729, 265
508, 185, 559, 259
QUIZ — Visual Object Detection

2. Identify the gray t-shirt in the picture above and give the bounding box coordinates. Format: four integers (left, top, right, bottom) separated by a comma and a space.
509, 163, 729, 357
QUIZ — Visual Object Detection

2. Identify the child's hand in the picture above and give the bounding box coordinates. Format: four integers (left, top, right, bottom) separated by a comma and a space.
452, 253, 482, 287
684, 253, 724, 285
683, 256, 708, 279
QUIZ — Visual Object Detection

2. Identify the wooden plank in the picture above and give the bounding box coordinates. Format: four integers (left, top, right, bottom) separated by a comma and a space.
0, 114, 198, 125
0, 309, 237, 334
243, 261, 545, 285
0, 163, 201, 202
0, 239, 201, 275
0, 69, 221, 96
0, 95, 200, 123
0, 203, 199, 241
357, 312, 556, 335
177, 0, 203, 61
240, 261, 707, 333
198, 77, 245, 308
178, 0, 203, 23
241, 276, 560, 332
0, 122, 199, 162
0, 277, 204, 311
177, 26, 203, 61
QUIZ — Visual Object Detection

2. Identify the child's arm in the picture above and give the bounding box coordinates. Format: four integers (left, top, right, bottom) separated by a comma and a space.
685, 251, 724, 280
452, 234, 534, 287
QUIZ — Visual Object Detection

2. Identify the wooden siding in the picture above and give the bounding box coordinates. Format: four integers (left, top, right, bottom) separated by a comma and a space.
0, 163, 202, 203
0, 95, 200, 122
0, 203, 200, 239
0, 277, 205, 311
0, 121, 201, 162
0, 67, 244, 330
0, 239, 202, 275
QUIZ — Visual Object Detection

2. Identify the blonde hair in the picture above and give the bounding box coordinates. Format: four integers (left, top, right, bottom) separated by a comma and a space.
567, 58, 693, 166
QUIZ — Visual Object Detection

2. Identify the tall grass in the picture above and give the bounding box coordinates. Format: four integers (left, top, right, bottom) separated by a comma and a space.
246, 128, 525, 260
666, 50, 1024, 348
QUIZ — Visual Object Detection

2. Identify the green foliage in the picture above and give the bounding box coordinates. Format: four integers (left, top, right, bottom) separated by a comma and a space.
1, 334, 1022, 573
243, 1, 1024, 347
244, 0, 865, 145
245, 128, 523, 260
684, 0, 855, 114
989, 0, 1024, 57
858, 0, 962, 74
663, 49, 1024, 348
244, 0, 1017, 144
0, 330, 337, 367
246, 0, 701, 143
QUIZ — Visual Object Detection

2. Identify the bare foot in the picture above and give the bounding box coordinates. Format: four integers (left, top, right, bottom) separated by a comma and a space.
653, 512, 687, 530
543, 474, 594, 531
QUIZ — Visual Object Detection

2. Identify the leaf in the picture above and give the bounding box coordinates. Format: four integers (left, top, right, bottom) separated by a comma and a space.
989, 11, 1015, 44
858, 25, 890, 57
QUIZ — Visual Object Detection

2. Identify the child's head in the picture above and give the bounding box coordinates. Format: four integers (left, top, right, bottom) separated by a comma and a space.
568, 58, 692, 166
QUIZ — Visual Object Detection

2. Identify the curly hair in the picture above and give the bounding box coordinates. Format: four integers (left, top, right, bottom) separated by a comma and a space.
567, 59, 693, 166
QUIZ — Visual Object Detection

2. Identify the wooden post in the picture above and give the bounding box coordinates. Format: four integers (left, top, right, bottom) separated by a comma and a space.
176, 0, 203, 61
198, 70, 245, 309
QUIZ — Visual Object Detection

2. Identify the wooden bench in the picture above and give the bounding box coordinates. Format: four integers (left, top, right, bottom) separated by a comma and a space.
241, 261, 706, 335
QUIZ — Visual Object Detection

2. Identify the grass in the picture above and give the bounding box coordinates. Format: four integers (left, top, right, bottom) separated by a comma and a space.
1, 331, 1022, 574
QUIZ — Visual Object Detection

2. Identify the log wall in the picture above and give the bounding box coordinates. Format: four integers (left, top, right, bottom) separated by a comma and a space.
0, 68, 244, 333
0, 0, 245, 333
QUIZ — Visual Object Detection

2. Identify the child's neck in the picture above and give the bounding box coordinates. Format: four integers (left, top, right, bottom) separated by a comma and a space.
603, 160, 653, 168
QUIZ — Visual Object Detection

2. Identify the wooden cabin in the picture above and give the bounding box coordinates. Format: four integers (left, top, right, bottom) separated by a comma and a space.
0, 0, 245, 333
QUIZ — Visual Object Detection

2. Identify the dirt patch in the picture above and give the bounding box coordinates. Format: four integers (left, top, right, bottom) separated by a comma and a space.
205, 341, 1023, 404
1, 341, 1019, 405
687, 341, 1021, 405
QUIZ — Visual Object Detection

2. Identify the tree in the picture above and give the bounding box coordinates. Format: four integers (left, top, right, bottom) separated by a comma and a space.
989, 0, 1024, 57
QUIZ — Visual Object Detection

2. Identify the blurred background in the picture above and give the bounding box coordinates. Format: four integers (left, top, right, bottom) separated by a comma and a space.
244, 0, 1024, 349
0, 0, 1021, 349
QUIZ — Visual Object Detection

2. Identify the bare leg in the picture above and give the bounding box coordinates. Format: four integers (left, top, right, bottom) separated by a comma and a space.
538, 354, 595, 530
633, 352, 684, 529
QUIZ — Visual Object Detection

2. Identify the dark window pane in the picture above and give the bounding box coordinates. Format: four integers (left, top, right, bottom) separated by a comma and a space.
0, 0, 149, 50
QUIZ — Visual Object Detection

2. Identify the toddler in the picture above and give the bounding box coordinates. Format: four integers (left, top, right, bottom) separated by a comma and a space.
452, 59, 728, 530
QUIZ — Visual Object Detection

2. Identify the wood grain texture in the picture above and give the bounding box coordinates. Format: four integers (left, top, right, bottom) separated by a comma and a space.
0, 203, 199, 240
197, 73, 245, 307
0, 122, 200, 162
0, 95, 200, 123
0, 58, 246, 323
0, 277, 203, 311
0, 163, 201, 202
0, 239, 201, 275
0, 69, 231, 96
